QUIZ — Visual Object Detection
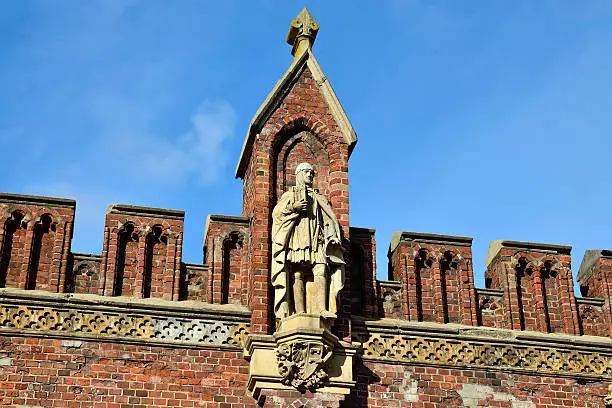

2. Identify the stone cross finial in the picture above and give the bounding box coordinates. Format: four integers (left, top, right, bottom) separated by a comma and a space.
286, 8, 319, 58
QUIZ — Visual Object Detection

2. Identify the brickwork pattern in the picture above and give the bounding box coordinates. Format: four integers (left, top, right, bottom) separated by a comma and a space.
485, 246, 579, 334
0, 195, 75, 293
0, 336, 255, 408
101, 206, 184, 301
388, 234, 477, 326
578, 253, 612, 338
203, 216, 250, 306
347, 362, 611, 407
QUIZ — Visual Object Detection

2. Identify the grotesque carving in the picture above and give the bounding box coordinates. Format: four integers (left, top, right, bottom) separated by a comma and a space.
276, 339, 332, 390
271, 162, 345, 320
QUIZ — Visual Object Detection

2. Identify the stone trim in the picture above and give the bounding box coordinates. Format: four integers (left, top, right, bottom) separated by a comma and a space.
389, 231, 473, 255
236, 49, 358, 178
475, 287, 505, 297
578, 249, 612, 282
106, 204, 185, 219
203, 214, 250, 242
71, 252, 102, 263
485, 240, 572, 267
0, 289, 249, 349
577, 296, 606, 307
354, 318, 612, 380
0, 192, 76, 208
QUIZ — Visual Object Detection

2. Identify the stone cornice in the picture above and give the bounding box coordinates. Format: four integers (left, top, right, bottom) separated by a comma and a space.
353, 317, 612, 380
106, 204, 185, 219
389, 231, 473, 256
0, 192, 76, 208
0, 288, 249, 350
485, 240, 572, 267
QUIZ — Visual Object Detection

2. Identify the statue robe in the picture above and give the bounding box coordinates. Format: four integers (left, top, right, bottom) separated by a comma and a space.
271, 186, 345, 318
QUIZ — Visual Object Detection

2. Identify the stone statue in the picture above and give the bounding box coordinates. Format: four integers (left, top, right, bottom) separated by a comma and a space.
271, 162, 345, 320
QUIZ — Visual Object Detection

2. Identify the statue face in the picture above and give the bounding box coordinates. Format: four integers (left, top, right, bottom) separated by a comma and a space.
302, 168, 314, 186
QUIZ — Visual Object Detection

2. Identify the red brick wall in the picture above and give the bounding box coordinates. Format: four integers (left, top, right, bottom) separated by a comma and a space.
0, 336, 253, 408
476, 288, 506, 328
0, 194, 75, 293
67, 253, 102, 295
347, 362, 610, 408
578, 252, 612, 337
388, 233, 477, 326
203, 216, 249, 305
578, 300, 608, 337
485, 245, 579, 335
349, 227, 377, 318
101, 206, 184, 300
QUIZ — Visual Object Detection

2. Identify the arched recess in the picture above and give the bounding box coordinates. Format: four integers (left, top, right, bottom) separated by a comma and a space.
349, 243, 366, 316
26, 214, 55, 290
0, 210, 27, 288
439, 251, 462, 324
221, 231, 245, 304
113, 222, 139, 296
272, 120, 331, 206
143, 225, 168, 298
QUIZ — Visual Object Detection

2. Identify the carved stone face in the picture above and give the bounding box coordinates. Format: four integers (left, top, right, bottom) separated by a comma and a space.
302, 168, 314, 187
295, 163, 314, 188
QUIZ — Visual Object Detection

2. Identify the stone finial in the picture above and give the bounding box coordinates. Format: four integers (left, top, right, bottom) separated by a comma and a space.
286, 7, 319, 58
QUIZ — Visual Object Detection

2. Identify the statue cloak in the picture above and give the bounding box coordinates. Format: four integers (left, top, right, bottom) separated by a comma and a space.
271, 186, 345, 318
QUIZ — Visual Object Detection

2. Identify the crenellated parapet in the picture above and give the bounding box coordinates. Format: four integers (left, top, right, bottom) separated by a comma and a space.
203, 214, 250, 305
381, 232, 612, 340
100, 204, 185, 300
387, 232, 477, 326
1, 9, 611, 406
578, 250, 612, 337
484, 240, 579, 335
348, 227, 377, 318
0, 193, 75, 293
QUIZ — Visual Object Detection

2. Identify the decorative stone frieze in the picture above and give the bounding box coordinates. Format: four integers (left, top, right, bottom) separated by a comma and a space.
0, 288, 249, 348
354, 319, 612, 380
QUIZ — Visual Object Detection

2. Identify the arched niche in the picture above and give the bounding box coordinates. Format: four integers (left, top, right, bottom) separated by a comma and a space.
273, 126, 330, 205
0, 210, 27, 288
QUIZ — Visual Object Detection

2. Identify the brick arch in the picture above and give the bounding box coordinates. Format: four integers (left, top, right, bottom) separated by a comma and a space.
0, 209, 29, 288
143, 224, 170, 299
221, 231, 246, 305
439, 250, 463, 324
270, 116, 336, 205
26, 213, 56, 290
112, 221, 140, 296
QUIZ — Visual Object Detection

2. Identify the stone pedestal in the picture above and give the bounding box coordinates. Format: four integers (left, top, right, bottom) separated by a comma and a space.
244, 314, 356, 400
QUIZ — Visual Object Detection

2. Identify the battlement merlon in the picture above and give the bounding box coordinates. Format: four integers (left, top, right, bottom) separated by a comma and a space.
485, 239, 572, 268
106, 203, 185, 219
389, 231, 473, 258
0, 192, 76, 293
0, 192, 76, 208
577, 249, 612, 337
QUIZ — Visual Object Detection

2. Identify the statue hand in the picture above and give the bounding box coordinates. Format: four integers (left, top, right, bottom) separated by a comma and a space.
292, 199, 308, 213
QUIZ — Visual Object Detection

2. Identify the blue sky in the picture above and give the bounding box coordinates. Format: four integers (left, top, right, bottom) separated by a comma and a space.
1, 1, 611, 292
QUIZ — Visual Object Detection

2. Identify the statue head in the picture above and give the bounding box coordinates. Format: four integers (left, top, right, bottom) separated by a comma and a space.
295, 162, 314, 188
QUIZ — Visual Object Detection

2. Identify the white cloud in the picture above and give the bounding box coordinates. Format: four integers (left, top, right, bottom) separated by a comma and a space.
134, 100, 237, 185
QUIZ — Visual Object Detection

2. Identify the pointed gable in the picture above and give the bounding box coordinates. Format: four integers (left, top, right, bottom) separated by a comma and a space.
235, 49, 357, 179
